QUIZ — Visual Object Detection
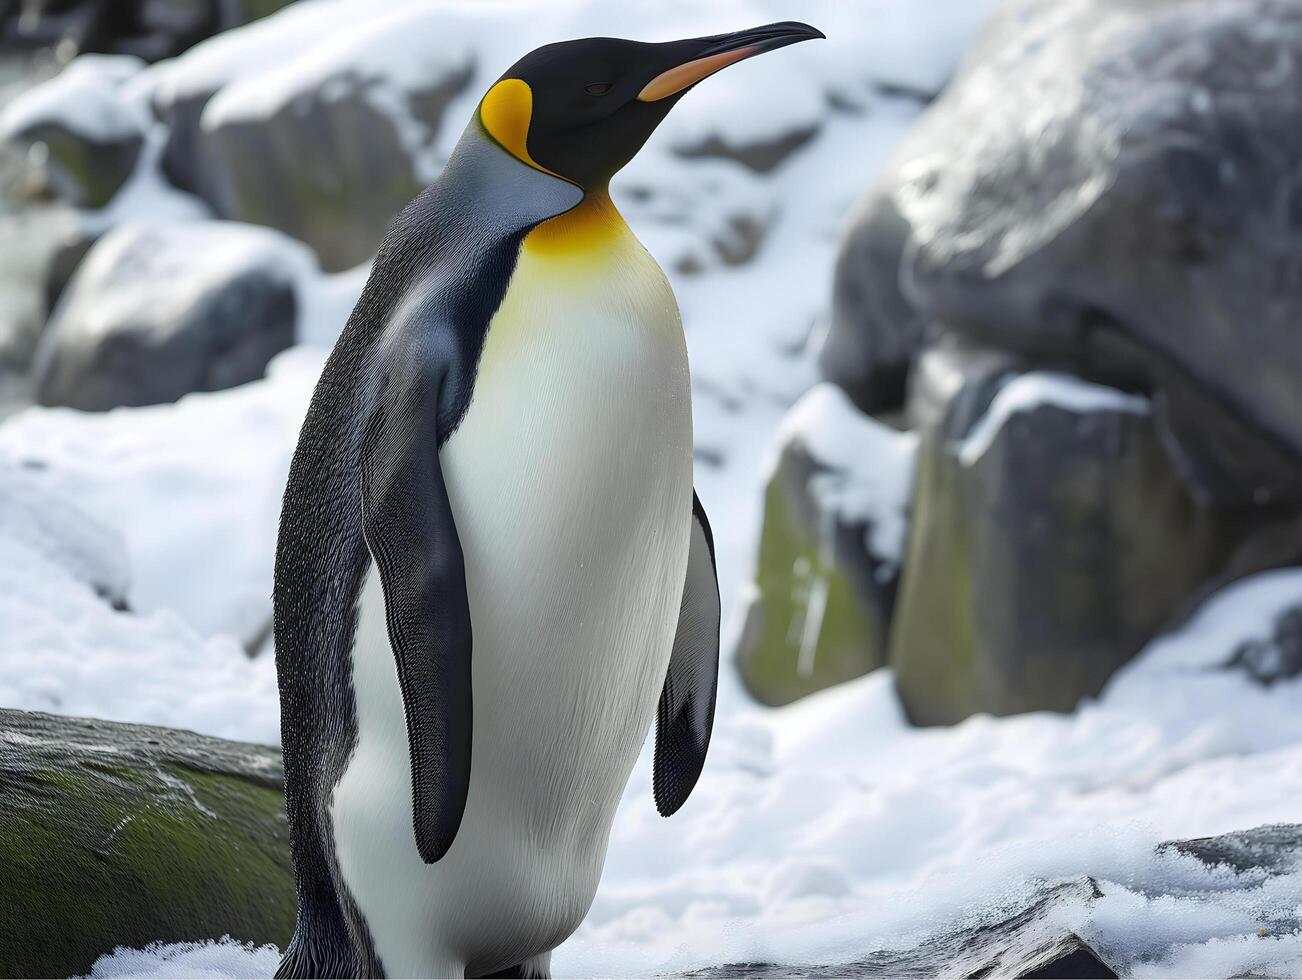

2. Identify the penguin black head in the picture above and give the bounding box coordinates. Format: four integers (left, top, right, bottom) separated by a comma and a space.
478, 22, 824, 190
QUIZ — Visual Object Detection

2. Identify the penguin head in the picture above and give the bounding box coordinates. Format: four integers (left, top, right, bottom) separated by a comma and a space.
478, 22, 824, 190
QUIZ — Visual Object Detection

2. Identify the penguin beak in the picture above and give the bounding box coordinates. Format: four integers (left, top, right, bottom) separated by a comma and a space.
637, 21, 825, 102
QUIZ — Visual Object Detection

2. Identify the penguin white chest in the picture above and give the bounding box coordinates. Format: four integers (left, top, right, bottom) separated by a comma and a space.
332, 216, 693, 977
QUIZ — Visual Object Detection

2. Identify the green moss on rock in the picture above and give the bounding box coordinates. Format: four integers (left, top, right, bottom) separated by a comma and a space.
0, 709, 292, 979
28, 125, 141, 209
736, 443, 892, 706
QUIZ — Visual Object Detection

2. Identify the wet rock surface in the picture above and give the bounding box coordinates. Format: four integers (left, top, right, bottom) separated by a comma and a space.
0, 707, 292, 979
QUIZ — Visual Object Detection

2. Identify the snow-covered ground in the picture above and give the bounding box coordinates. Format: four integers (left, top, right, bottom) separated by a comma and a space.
80, 567, 1302, 978
2, 0, 1300, 977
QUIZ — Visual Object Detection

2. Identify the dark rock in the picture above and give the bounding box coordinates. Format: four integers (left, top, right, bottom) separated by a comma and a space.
0, 0, 294, 61
673, 124, 819, 174
827, 0, 1302, 504
905, 334, 1018, 434
890, 349, 1272, 725
175, 59, 473, 270
736, 386, 914, 706
823, 176, 930, 413
0, 707, 292, 979
33, 221, 306, 411
41, 221, 95, 315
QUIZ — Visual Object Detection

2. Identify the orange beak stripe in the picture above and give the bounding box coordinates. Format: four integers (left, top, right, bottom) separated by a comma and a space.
636, 46, 761, 102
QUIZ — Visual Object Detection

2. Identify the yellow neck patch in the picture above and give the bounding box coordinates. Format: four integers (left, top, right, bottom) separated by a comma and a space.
524, 191, 629, 259
479, 78, 564, 179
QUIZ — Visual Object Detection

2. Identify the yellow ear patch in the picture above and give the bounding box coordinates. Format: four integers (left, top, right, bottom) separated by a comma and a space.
479, 78, 564, 179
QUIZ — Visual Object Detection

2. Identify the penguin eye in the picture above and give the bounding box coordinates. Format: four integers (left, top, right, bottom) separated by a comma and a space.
584, 82, 612, 96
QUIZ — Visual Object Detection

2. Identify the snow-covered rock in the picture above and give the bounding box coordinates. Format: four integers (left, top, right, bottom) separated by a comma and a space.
0, 54, 149, 208
736, 383, 917, 706
33, 220, 314, 411
80, 0, 999, 274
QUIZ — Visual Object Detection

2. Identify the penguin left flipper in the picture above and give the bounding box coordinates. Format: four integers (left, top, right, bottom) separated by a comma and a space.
360, 358, 473, 865
653, 490, 721, 816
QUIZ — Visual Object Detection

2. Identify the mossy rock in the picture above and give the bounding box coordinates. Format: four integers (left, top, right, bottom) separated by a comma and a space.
736, 438, 899, 707
20, 123, 141, 210
0, 708, 292, 979
889, 359, 1277, 726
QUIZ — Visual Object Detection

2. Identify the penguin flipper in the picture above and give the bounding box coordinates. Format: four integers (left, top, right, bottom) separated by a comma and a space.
360, 360, 473, 865
653, 490, 721, 816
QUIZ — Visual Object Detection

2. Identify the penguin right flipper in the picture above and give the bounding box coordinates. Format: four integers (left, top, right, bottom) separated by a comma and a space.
360, 355, 473, 865
653, 491, 721, 816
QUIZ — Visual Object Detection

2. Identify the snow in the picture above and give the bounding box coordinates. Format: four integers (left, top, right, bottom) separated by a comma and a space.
958, 370, 1150, 466
4, 0, 1301, 977
0, 505, 280, 744
0, 350, 322, 649
775, 382, 918, 570
82, 939, 280, 980
0, 460, 128, 604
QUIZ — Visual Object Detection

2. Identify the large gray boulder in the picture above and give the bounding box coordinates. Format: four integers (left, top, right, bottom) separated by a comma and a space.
0, 708, 292, 979
826, 0, 1302, 506
889, 343, 1292, 726
736, 384, 916, 706
33, 220, 310, 411
154, 24, 474, 271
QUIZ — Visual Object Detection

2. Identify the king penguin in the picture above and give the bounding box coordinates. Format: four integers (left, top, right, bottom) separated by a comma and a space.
272, 22, 822, 980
